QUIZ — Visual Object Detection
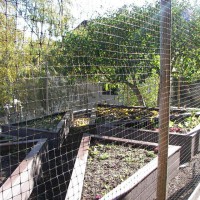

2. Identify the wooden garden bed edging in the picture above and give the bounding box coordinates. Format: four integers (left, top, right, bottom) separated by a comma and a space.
96, 123, 200, 164
0, 139, 47, 200
65, 135, 90, 200
1, 109, 93, 148
1, 124, 67, 149
0, 133, 21, 144
97, 103, 200, 113
1, 112, 71, 148
65, 134, 181, 200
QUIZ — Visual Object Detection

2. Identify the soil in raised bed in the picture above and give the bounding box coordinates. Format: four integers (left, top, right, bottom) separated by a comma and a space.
96, 106, 200, 132
81, 141, 156, 200
73, 117, 90, 127
18, 113, 65, 131
96, 106, 197, 121
0, 146, 30, 187
96, 107, 159, 122
18, 113, 90, 131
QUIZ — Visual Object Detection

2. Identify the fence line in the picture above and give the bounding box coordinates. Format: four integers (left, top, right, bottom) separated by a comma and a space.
0, 0, 200, 199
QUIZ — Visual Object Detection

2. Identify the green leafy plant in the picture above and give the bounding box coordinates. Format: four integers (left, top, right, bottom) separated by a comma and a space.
169, 112, 200, 133
183, 113, 200, 130
124, 156, 136, 163
99, 153, 109, 160
89, 147, 100, 157
145, 150, 156, 158
169, 120, 175, 128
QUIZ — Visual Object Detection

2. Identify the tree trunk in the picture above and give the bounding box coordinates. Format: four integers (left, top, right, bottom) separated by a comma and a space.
97, 66, 146, 106
126, 79, 146, 106
132, 79, 146, 106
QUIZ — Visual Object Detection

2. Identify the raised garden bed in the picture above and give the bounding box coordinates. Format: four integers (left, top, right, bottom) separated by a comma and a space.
96, 104, 158, 128
0, 133, 20, 143
96, 104, 200, 131
29, 123, 92, 200
1, 109, 93, 148
0, 138, 47, 200
96, 123, 200, 164
65, 134, 181, 200
96, 105, 200, 164
97, 104, 200, 120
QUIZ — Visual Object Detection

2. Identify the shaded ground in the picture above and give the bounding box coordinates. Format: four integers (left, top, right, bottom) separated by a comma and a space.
168, 151, 200, 199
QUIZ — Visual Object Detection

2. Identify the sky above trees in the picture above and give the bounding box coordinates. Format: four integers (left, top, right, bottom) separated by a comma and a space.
70, 0, 199, 29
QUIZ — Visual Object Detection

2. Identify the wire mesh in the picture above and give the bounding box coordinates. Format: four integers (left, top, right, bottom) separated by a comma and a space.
0, 0, 200, 199
167, 0, 200, 199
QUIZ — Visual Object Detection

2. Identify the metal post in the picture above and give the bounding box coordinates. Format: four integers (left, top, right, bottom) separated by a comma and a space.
157, 0, 171, 200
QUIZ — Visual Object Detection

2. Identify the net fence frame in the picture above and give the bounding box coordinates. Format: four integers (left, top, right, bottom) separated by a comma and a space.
0, 0, 200, 200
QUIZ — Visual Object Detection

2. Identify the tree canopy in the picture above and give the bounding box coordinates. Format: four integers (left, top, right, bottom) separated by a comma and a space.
60, 3, 160, 106
172, 0, 200, 81
58, 0, 200, 106
0, 0, 71, 112
1, 0, 200, 110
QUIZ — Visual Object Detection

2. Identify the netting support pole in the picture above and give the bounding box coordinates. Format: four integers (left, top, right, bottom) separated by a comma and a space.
45, 64, 49, 114
157, 0, 171, 200
178, 76, 181, 108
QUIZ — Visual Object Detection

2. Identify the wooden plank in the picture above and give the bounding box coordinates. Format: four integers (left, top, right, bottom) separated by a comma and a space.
0, 139, 46, 200
65, 135, 91, 200
89, 134, 158, 148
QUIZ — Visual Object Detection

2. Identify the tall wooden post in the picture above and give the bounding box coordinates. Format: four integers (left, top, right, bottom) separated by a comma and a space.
157, 0, 171, 200
177, 76, 181, 108
45, 64, 49, 114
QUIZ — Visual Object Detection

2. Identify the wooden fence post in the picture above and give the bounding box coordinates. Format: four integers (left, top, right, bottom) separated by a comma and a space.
157, 0, 171, 199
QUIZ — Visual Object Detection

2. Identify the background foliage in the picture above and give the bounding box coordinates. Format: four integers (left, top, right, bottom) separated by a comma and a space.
0, 0, 200, 116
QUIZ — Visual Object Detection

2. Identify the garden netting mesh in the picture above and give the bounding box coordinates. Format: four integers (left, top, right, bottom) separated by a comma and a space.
0, 0, 200, 199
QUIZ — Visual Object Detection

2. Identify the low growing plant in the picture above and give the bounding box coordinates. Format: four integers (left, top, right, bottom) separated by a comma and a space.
169, 112, 200, 133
